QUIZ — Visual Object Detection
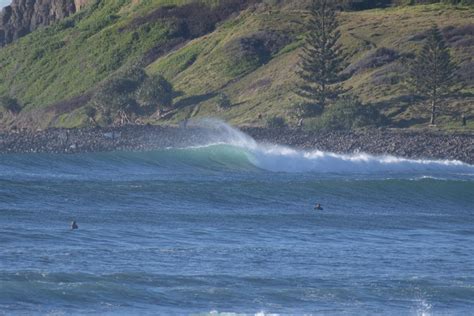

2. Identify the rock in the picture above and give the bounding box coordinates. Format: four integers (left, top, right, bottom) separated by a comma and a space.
0, 0, 90, 47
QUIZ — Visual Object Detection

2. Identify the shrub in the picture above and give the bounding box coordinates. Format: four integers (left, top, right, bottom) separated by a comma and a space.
220, 31, 291, 77
84, 105, 97, 124
296, 102, 324, 118
0, 96, 21, 114
266, 116, 287, 129
84, 105, 97, 117
216, 93, 232, 109
314, 96, 385, 130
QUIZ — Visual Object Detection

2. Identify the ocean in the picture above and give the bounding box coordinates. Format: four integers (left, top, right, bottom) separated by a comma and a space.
1, 123, 473, 315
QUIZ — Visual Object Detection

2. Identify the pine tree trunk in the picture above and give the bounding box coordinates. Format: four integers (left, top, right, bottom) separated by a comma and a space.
430, 98, 436, 125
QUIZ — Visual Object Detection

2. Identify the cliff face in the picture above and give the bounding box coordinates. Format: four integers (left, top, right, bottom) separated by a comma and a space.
0, 0, 87, 46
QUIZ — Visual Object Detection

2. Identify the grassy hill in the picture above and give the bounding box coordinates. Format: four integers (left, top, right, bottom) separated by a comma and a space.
0, 0, 473, 131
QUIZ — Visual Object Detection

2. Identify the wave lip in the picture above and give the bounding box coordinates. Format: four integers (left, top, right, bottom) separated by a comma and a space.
184, 120, 474, 175
247, 145, 473, 174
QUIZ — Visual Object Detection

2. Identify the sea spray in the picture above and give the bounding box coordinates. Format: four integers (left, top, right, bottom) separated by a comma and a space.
179, 119, 474, 175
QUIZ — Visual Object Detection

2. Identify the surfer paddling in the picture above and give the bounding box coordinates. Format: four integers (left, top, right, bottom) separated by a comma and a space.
314, 203, 323, 211
71, 220, 78, 230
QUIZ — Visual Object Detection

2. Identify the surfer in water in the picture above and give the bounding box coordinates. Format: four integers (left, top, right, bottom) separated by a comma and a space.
314, 203, 323, 211
71, 220, 78, 230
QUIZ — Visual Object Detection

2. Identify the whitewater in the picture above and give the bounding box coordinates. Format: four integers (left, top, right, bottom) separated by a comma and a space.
1, 122, 473, 315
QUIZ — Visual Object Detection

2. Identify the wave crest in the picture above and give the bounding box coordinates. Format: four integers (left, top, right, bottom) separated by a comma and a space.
182, 120, 473, 175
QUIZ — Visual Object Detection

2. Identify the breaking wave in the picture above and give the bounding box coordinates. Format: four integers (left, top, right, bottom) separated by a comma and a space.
166, 120, 473, 175
0, 120, 472, 178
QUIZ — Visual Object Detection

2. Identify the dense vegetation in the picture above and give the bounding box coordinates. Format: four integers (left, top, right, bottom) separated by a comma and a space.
0, 0, 473, 131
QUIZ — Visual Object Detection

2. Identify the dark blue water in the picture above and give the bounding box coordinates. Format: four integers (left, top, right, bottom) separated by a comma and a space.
1, 127, 473, 315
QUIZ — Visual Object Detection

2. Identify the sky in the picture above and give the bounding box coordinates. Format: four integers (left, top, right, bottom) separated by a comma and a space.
0, 0, 10, 9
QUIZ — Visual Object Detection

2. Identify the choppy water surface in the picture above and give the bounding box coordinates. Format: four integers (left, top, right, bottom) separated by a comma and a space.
1, 124, 473, 315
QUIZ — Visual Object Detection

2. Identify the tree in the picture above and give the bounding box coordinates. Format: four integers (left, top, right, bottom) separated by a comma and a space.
297, 0, 348, 116
116, 65, 148, 84
0, 96, 21, 115
135, 74, 174, 116
89, 77, 139, 125
408, 25, 458, 125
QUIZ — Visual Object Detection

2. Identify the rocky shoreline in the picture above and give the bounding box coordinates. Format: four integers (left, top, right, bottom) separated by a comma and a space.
0, 125, 473, 164
244, 127, 474, 164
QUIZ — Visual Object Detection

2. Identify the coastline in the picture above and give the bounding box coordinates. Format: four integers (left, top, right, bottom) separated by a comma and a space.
244, 127, 474, 165
0, 125, 473, 164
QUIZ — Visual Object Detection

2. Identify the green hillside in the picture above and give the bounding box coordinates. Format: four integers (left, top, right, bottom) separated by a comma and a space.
0, 0, 473, 131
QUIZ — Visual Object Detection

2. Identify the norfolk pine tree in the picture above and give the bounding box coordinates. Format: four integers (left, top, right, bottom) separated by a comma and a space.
409, 25, 458, 125
297, 0, 348, 116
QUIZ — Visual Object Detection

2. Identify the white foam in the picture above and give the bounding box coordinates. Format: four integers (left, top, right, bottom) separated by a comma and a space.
415, 298, 432, 316
189, 119, 474, 174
